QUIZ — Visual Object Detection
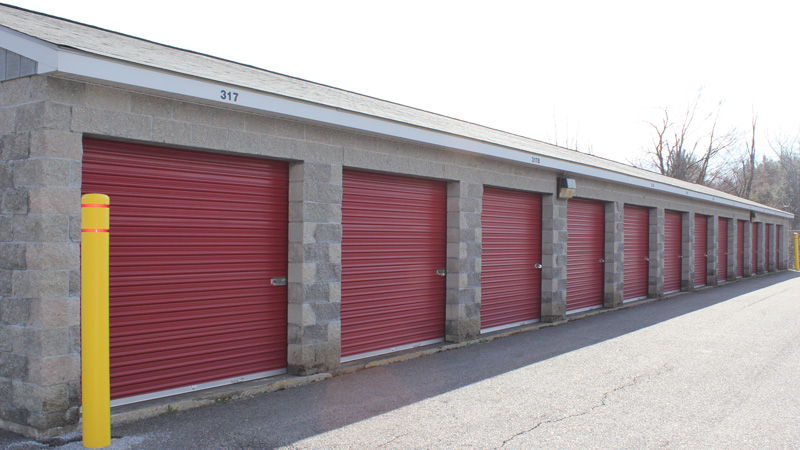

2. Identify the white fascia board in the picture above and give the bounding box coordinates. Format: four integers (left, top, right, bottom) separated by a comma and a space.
0, 27, 57, 73
53, 49, 792, 220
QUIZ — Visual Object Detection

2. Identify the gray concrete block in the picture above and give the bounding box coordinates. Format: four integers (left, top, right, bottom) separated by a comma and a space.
0, 269, 10, 296
228, 130, 261, 152
12, 158, 71, 187
1, 298, 30, 325
191, 124, 229, 151
0, 108, 15, 135
152, 118, 192, 146
1, 133, 30, 160
11, 271, 69, 299
243, 113, 276, 134
70, 106, 108, 134
28, 130, 81, 160
40, 77, 84, 105
0, 243, 26, 269
107, 111, 152, 140
2, 188, 28, 214
131, 93, 173, 118
29, 298, 79, 329
27, 188, 80, 214
172, 101, 215, 125
0, 352, 27, 379
83, 84, 131, 111
26, 354, 79, 386
13, 215, 68, 242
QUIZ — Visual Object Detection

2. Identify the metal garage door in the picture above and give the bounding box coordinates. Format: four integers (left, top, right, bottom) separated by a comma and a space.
694, 214, 708, 287
752, 224, 758, 275
765, 224, 771, 271
82, 138, 289, 403
664, 210, 682, 293
718, 218, 729, 283
481, 187, 542, 331
623, 205, 649, 301
341, 170, 446, 360
567, 198, 605, 312
736, 220, 745, 278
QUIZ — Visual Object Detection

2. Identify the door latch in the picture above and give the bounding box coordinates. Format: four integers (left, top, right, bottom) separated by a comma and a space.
271, 277, 287, 286
436, 268, 447, 277
534, 263, 543, 269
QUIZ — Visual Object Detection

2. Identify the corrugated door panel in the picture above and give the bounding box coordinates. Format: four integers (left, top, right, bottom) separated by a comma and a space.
623, 205, 649, 300
567, 198, 605, 311
481, 187, 542, 330
341, 170, 446, 359
82, 138, 288, 401
664, 210, 682, 293
765, 224, 771, 270
751, 225, 758, 274
718, 218, 728, 282
694, 215, 708, 287
736, 220, 745, 278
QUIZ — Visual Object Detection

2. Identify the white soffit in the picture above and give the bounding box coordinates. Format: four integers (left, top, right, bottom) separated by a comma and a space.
1, 25, 792, 220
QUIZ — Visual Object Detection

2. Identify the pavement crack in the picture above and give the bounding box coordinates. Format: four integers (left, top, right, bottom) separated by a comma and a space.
377, 432, 409, 447
496, 366, 673, 449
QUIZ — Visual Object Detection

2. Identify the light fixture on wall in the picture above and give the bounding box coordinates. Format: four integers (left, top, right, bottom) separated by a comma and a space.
750, 211, 758, 222
557, 177, 576, 199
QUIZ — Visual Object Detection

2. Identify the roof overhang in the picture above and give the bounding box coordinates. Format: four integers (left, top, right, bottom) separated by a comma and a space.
1, 24, 793, 220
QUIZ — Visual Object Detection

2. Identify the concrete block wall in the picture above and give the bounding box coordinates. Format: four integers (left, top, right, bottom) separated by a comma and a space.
682, 212, 695, 290
1, 76, 81, 438
1, 73, 795, 437
445, 181, 482, 341
604, 201, 623, 308
286, 161, 343, 376
726, 219, 736, 281
743, 221, 753, 277
768, 224, 777, 272
707, 215, 718, 286
649, 208, 664, 298
540, 194, 567, 322
756, 222, 766, 274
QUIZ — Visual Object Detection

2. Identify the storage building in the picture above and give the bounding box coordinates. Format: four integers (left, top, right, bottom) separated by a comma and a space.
0, 5, 793, 438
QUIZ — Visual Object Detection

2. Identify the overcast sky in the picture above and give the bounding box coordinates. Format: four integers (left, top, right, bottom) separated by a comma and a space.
5, 0, 799, 165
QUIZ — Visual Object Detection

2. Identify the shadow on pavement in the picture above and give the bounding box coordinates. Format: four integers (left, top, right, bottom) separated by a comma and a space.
2, 271, 798, 449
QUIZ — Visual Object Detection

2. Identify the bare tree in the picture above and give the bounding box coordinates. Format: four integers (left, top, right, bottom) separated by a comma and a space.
769, 133, 800, 228
633, 91, 737, 185
714, 112, 758, 198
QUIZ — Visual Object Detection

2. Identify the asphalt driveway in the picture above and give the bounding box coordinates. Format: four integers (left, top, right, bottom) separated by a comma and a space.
3, 271, 799, 449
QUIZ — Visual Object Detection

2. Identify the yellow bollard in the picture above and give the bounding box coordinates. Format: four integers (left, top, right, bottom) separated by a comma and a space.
81, 194, 111, 448
794, 233, 799, 272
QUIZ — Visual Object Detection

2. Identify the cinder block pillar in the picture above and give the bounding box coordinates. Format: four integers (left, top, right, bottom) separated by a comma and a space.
604, 201, 623, 307
1, 76, 83, 438
541, 194, 567, 322
708, 215, 718, 286
445, 181, 481, 342
768, 224, 777, 272
726, 219, 736, 281
649, 208, 664, 298
682, 212, 694, 291
287, 161, 342, 376
743, 221, 753, 277
778, 225, 788, 270
756, 222, 765, 274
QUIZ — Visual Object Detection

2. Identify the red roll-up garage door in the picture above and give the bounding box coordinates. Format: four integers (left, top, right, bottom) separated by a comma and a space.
623, 205, 649, 301
82, 138, 289, 402
481, 187, 542, 331
567, 198, 605, 312
664, 210, 682, 293
765, 224, 771, 271
751, 224, 758, 275
718, 218, 729, 282
736, 220, 745, 278
341, 170, 446, 360
694, 214, 708, 287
